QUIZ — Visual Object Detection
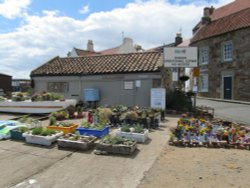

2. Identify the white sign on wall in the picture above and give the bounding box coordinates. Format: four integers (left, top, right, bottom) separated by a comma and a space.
164, 47, 198, 67
150, 88, 166, 109
124, 81, 133, 90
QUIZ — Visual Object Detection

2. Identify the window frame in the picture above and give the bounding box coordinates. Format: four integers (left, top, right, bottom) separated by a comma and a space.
222, 41, 233, 62
199, 74, 209, 92
47, 82, 68, 93
199, 47, 209, 65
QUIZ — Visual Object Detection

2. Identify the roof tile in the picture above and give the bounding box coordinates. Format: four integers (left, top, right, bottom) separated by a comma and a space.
191, 8, 250, 43
31, 52, 162, 77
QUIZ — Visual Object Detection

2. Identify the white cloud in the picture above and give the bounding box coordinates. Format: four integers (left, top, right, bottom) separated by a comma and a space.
79, 4, 89, 14
0, 0, 31, 19
0, 0, 234, 78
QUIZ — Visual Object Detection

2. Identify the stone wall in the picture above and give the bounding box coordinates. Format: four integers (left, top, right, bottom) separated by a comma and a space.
192, 27, 250, 101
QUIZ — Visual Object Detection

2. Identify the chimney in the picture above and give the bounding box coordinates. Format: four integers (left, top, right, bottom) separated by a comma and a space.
175, 32, 183, 46
87, 40, 94, 52
201, 6, 214, 25
123, 37, 133, 45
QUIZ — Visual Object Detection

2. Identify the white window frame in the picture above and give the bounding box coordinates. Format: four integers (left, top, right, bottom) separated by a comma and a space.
47, 82, 68, 93
199, 47, 209, 65
199, 74, 209, 92
222, 41, 233, 62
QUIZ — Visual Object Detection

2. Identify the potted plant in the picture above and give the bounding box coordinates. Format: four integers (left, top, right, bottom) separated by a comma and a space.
116, 124, 149, 143
95, 135, 137, 155
10, 126, 29, 141
51, 110, 69, 121
23, 127, 63, 146
18, 116, 42, 129
57, 133, 97, 150
75, 120, 109, 138
47, 118, 78, 135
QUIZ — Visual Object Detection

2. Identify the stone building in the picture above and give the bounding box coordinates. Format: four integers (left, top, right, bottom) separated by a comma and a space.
191, 0, 250, 101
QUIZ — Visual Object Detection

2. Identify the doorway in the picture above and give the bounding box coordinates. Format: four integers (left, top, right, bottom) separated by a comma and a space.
223, 76, 232, 100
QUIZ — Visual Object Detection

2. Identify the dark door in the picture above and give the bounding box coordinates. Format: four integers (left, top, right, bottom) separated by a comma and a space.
224, 76, 232, 100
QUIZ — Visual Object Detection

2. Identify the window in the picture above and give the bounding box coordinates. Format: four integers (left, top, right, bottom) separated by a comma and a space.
199, 74, 208, 92
199, 47, 209, 65
124, 81, 133, 90
152, 79, 161, 88
222, 41, 233, 61
47, 82, 68, 93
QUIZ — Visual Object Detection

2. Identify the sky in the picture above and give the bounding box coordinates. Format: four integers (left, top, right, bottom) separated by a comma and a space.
0, 0, 234, 78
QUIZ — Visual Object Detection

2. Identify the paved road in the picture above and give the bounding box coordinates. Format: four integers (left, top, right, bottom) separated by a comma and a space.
0, 118, 177, 188
196, 98, 250, 125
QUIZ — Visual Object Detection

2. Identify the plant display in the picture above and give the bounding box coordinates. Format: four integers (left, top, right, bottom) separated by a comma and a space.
120, 124, 130, 132
96, 108, 114, 124
51, 110, 69, 120
31, 127, 56, 136
31, 91, 63, 101
17, 126, 29, 133
57, 133, 97, 150
18, 116, 39, 124
81, 120, 91, 128
101, 135, 134, 146
80, 120, 105, 130
12, 92, 28, 101
116, 123, 149, 143
169, 115, 250, 149
49, 116, 56, 126
60, 133, 95, 142
0, 96, 6, 101
133, 124, 144, 134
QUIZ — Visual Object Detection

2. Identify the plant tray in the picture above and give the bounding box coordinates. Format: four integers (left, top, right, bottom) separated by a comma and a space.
47, 124, 78, 134
10, 129, 25, 141
75, 126, 109, 138
57, 136, 97, 150
116, 129, 149, 143
95, 141, 137, 155
23, 132, 63, 146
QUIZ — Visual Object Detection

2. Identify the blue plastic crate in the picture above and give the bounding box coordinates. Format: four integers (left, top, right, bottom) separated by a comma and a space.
75, 126, 109, 138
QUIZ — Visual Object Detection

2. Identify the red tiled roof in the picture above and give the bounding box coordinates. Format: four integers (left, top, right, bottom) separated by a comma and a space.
99, 46, 120, 55
191, 8, 250, 43
30, 52, 162, 77
74, 48, 100, 56
210, 0, 250, 21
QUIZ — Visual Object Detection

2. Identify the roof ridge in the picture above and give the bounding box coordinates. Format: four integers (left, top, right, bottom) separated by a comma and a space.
30, 52, 162, 77
60, 51, 160, 60
191, 7, 250, 44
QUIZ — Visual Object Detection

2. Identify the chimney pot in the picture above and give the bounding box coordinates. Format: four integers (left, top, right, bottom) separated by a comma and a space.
87, 40, 94, 52
175, 33, 183, 46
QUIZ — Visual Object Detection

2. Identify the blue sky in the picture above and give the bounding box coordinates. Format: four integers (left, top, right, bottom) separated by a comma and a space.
0, 0, 233, 78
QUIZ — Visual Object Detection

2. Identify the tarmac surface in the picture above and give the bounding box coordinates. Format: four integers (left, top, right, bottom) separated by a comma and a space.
0, 115, 177, 188
196, 98, 250, 125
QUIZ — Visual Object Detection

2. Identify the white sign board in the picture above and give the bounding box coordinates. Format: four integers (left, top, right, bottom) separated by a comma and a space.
124, 81, 133, 90
135, 80, 141, 88
150, 88, 166, 109
164, 47, 198, 67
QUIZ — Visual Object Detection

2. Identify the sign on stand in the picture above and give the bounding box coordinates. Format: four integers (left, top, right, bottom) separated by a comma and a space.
150, 88, 166, 109
164, 47, 198, 67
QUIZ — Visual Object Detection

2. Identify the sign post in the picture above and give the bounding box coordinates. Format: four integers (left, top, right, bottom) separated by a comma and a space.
164, 47, 198, 110
164, 47, 198, 68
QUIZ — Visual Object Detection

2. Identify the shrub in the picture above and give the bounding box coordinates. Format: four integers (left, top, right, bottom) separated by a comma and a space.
32, 127, 43, 135
133, 124, 144, 133
121, 124, 130, 132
